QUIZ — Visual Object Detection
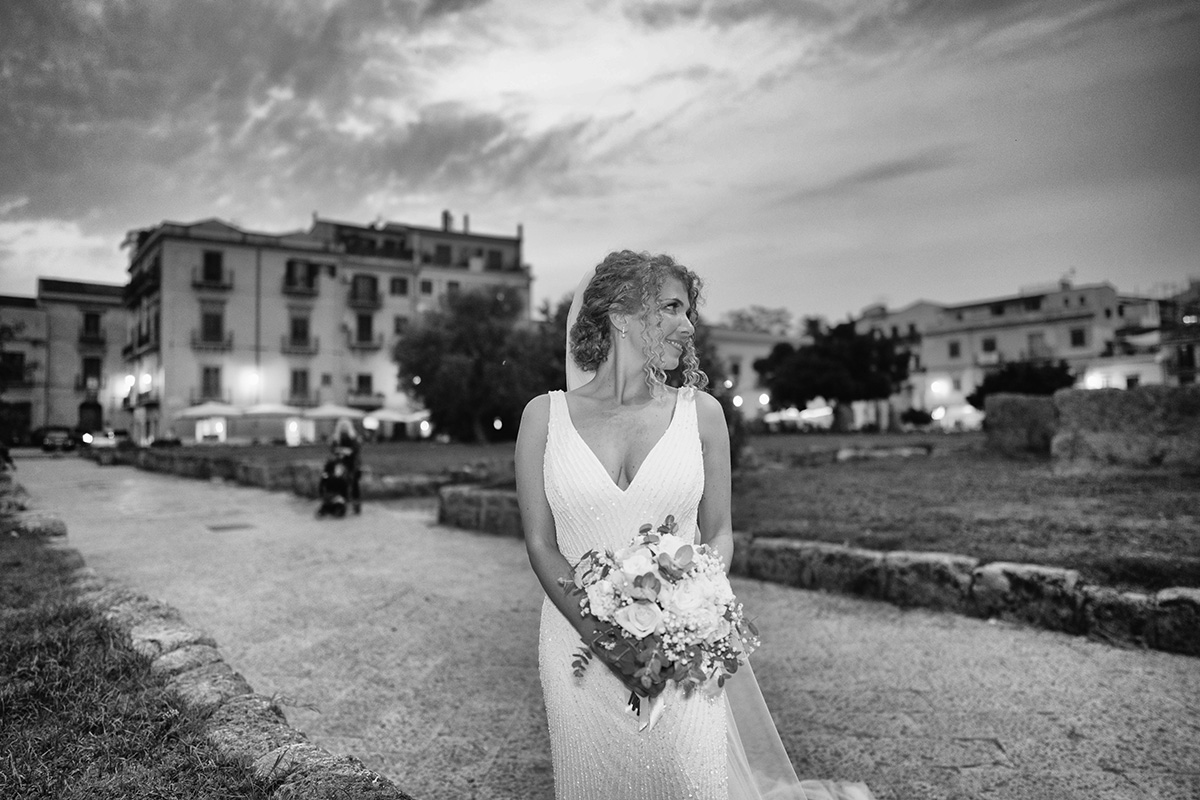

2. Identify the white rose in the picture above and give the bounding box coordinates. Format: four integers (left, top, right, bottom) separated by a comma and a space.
668, 581, 708, 614
585, 579, 618, 620
620, 549, 657, 580
655, 533, 691, 558
614, 601, 665, 639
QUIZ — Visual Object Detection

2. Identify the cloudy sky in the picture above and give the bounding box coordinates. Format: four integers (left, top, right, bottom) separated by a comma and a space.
1, 0, 1197, 323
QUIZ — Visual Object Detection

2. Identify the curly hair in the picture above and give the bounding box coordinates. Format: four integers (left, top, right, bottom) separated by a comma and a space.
569, 250, 707, 395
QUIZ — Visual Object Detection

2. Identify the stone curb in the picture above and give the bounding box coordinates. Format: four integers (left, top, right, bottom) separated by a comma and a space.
440, 485, 1200, 659
68, 563, 418, 799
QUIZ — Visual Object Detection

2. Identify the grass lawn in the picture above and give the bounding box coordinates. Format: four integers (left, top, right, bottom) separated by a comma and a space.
0, 533, 273, 800
735, 434, 1200, 593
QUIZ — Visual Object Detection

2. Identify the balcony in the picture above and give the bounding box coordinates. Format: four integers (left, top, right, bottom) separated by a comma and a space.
125, 388, 162, 408
346, 333, 384, 352
192, 268, 234, 291
78, 328, 106, 347
121, 331, 159, 360
347, 289, 382, 310
74, 375, 104, 394
284, 391, 319, 408
282, 278, 319, 297
189, 389, 232, 405
123, 265, 161, 306
346, 390, 385, 410
281, 335, 320, 356
191, 330, 234, 352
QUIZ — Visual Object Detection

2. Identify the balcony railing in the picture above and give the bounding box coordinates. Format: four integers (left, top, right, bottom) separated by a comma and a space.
346, 333, 384, 352
281, 335, 320, 356
191, 331, 234, 352
191, 268, 234, 291
284, 391, 319, 408
189, 389, 232, 405
74, 375, 104, 393
347, 289, 382, 310
125, 388, 162, 408
78, 328, 106, 347
282, 278, 319, 297
346, 390, 385, 409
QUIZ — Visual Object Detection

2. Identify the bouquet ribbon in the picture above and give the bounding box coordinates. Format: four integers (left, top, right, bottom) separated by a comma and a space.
628, 691, 667, 732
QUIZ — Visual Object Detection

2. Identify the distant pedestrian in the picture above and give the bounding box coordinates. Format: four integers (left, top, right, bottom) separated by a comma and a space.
0, 439, 15, 472
330, 418, 362, 514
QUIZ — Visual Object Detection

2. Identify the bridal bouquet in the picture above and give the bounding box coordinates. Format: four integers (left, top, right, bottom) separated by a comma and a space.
562, 516, 759, 730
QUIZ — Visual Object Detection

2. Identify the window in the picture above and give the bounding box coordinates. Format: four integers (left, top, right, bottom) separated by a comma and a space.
321, 373, 333, 387
393, 315, 409, 335
952, 378, 962, 392
1079, 295, 1087, 306
81, 357, 102, 388
990, 303, 1005, 316
201, 366, 221, 399
0, 351, 26, 384
420, 279, 434, 295
434, 244, 452, 265
447, 281, 460, 296
982, 337, 997, 353
1105, 308, 1112, 318
352, 273, 378, 301
1023, 297, 1042, 312
200, 309, 224, 342
1027, 332, 1046, 357
289, 316, 309, 345
908, 323, 917, 336
285, 260, 319, 289
290, 369, 309, 398
356, 313, 374, 343
487, 249, 504, 270
1125, 375, 1140, 389
1069, 328, 1087, 348
202, 251, 223, 283
82, 312, 101, 336
890, 325, 898, 338
948, 341, 961, 359
390, 277, 409, 296
356, 373, 373, 394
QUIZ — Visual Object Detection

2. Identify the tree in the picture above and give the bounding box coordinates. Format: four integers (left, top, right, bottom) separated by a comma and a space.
721, 305, 793, 337
966, 361, 1075, 411
394, 287, 565, 442
753, 320, 909, 429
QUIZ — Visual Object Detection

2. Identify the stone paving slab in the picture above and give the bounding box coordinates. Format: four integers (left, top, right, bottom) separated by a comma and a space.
16, 457, 1200, 800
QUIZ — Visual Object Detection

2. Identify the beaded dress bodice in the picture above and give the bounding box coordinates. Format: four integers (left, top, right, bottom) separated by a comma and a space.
537, 388, 728, 800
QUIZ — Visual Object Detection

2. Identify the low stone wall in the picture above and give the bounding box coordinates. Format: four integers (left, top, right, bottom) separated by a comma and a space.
984, 393, 1057, 456
439, 485, 1200, 658
1052, 385, 1200, 472
127, 449, 451, 500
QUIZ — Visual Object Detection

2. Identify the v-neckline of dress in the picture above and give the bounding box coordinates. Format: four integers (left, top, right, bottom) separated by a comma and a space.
560, 390, 682, 495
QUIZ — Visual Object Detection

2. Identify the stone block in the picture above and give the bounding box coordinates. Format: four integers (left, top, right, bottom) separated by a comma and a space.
129, 618, 219, 658
2, 510, 67, 538
204, 694, 308, 762
151, 643, 225, 677
479, 490, 523, 538
166, 660, 252, 710
743, 538, 809, 587
797, 541, 886, 597
253, 742, 411, 800
969, 562, 1085, 633
882, 551, 979, 612
1081, 586, 1154, 648
1151, 587, 1200, 657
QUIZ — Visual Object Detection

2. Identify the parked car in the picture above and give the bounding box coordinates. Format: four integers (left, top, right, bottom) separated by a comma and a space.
38, 426, 78, 453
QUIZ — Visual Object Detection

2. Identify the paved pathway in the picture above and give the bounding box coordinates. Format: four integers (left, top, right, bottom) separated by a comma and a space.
16, 456, 1200, 800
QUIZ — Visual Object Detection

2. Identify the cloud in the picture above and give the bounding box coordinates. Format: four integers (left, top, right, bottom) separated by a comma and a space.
0, 218, 125, 295
783, 146, 962, 203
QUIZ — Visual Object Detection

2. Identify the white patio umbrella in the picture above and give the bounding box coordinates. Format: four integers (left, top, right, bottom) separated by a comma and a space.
366, 407, 430, 424
176, 401, 243, 419
303, 403, 366, 420
243, 403, 304, 416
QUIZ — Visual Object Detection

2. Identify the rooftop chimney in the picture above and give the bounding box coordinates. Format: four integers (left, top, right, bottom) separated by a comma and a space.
441, 209, 453, 231
463, 213, 470, 233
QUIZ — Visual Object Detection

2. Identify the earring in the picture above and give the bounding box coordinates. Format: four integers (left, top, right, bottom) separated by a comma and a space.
620, 328, 627, 339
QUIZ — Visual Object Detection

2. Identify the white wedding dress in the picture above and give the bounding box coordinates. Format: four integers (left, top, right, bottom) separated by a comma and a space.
538, 388, 874, 800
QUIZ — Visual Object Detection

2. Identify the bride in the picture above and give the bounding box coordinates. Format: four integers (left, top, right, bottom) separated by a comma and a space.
515, 250, 874, 800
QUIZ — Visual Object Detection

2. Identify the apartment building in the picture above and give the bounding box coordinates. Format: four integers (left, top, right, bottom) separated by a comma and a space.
0, 280, 126, 443
121, 212, 530, 443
